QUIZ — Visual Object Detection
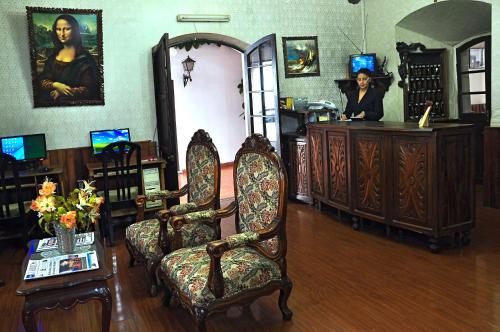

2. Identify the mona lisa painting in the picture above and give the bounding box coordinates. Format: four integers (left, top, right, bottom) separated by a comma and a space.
26, 7, 104, 107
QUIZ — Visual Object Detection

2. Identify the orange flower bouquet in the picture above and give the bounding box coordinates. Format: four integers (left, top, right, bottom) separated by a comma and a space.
31, 178, 104, 234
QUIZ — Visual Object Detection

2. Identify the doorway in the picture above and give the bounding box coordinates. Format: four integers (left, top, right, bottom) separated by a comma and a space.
457, 36, 491, 183
169, 42, 245, 200
152, 33, 281, 202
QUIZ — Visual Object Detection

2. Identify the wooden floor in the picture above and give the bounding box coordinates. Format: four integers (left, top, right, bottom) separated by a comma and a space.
1, 191, 500, 331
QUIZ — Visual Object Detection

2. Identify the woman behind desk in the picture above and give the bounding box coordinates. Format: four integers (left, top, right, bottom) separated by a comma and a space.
341, 68, 384, 121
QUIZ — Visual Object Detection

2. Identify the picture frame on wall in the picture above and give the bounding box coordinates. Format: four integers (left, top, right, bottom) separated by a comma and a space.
282, 36, 320, 78
26, 7, 104, 108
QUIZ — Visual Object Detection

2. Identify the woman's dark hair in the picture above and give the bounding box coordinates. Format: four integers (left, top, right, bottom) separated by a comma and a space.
51, 14, 83, 53
356, 68, 373, 77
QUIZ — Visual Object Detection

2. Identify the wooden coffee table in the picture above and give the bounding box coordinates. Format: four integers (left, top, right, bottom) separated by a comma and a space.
16, 237, 113, 332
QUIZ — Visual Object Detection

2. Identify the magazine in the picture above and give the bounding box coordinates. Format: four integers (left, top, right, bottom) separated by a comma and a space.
24, 251, 99, 280
36, 232, 95, 252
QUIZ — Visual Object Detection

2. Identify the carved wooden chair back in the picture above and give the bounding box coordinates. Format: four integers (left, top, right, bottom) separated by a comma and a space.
185, 129, 221, 208
100, 141, 142, 244
233, 134, 288, 259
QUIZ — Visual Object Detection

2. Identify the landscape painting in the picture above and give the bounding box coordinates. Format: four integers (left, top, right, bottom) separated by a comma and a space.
282, 36, 320, 78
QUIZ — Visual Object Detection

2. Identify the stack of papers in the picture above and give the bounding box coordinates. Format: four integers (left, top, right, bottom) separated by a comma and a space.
24, 251, 99, 280
36, 232, 94, 252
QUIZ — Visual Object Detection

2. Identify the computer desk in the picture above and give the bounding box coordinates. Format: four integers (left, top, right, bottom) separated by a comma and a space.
9, 167, 67, 197
86, 159, 167, 212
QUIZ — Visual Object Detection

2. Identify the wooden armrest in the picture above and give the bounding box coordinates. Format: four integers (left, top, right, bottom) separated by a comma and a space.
205, 231, 260, 299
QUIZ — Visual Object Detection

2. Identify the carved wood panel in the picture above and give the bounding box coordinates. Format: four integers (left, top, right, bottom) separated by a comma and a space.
484, 127, 500, 208
354, 137, 383, 214
438, 134, 473, 228
327, 132, 348, 205
289, 140, 309, 196
309, 131, 324, 196
394, 139, 428, 225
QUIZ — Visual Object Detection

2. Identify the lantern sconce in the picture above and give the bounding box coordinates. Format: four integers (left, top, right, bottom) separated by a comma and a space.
182, 55, 196, 87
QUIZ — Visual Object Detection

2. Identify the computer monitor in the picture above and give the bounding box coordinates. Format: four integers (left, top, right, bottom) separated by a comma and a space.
90, 128, 131, 155
0, 133, 47, 161
349, 53, 376, 78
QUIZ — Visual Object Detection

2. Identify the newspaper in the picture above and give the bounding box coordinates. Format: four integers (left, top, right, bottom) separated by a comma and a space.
36, 232, 95, 252
24, 251, 99, 280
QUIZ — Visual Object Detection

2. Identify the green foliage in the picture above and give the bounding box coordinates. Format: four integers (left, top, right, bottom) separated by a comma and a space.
174, 40, 221, 51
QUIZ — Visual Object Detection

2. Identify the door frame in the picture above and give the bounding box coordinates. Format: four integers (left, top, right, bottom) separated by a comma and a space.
456, 35, 491, 122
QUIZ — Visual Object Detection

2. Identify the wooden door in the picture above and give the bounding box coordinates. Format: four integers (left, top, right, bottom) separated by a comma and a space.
152, 33, 180, 206
456, 36, 491, 183
243, 34, 281, 154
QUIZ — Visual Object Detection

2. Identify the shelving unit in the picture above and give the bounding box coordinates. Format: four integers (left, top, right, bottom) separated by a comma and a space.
403, 48, 447, 122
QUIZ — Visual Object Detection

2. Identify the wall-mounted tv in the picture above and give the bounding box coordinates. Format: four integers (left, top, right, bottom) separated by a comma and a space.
90, 128, 131, 155
349, 53, 376, 78
0, 133, 47, 162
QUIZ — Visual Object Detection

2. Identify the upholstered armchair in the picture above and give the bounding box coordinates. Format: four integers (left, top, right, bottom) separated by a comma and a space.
125, 129, 221, 296
158, 134, 292, 331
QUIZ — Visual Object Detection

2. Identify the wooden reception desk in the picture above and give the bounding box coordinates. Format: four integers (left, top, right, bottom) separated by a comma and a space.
307, 121, 474, 252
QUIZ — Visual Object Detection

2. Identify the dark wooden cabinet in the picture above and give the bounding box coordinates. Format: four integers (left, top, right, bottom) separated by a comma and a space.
285, 136, 312, 204
484, 127, 500, 208
403, 48, 448, 122
307, 121, 475, 252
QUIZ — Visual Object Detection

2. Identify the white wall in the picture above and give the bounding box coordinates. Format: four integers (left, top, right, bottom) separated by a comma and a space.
0, 0, 363, 150
171, 44, 245, 170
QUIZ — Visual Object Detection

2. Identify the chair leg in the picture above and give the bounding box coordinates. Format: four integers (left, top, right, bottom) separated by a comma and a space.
194, 307, 208, 332
279, 279, 293, 320
161, 286, 172, 307
107, 222, 115, 247
124, 240, 135, 267
146, 260, 160, 297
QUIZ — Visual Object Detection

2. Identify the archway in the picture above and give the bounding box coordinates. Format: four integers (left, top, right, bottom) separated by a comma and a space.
168, 33, 250, 199
395, 0, 491, 183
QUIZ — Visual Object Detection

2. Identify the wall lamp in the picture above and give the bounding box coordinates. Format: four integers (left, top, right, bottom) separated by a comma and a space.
182, 55, 196, 87
176, 14, 230, 22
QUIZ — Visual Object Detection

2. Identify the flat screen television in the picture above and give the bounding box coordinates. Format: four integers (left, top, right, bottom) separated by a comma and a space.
349, 53, 376, 78
0, 133, 47, 161
90, 128, 131, 155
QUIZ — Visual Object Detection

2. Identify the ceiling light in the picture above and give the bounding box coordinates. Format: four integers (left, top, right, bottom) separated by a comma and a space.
176, 14, 230, 23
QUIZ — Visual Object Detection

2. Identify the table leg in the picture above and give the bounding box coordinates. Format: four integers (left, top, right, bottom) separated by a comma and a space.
96, 286, 112, 332
22, 303, 37, 332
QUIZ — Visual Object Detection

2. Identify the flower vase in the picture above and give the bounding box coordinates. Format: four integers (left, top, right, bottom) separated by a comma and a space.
54, 223, 76, 254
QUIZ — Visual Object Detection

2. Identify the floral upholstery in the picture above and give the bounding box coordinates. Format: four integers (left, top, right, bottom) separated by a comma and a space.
126, 219, 163, 260
187, 145, 216, 205
236, 153, 280, 255
225, 231, 259, 249
184, 209, 218, 223
170, 202, 198, 216
126, 218, 217, 260
161, 245, 281, 307
145, 190, 175, 201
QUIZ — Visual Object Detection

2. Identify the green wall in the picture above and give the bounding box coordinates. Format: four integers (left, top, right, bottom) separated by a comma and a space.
0, 0, 363, 149
365, 0, 497, 124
